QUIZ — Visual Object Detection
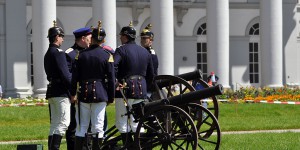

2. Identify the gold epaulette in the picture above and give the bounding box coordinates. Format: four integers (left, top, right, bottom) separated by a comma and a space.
65, 48, 74, 54
57, 48, 64, 52
150, 49, 156, 55
75, 51, 79, 60
108, 53, 114, 62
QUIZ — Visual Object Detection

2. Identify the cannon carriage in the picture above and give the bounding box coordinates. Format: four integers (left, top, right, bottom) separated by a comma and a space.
151, 69, 219, 119
100, 71, 223, 150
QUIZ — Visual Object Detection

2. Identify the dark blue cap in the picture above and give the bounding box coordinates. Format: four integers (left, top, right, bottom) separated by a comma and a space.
73, 27, 92, 38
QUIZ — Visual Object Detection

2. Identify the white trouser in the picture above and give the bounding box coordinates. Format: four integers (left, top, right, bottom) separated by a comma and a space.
115, 98, 144, 133
75, 102, 106, 138
48, 97, 71, 136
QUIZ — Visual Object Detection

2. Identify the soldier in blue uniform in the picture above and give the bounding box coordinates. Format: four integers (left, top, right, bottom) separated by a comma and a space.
140, 23, 159, 76
65, 27, 92, 150
70, 21, 115, 150
114, 21, 155, 148
44, 20, 72, 150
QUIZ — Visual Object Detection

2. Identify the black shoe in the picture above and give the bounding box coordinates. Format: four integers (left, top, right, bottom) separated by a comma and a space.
49, 134, 62, 150
121, 133, 134, 149
92, 138, 103, 150
75, 136, 85, 150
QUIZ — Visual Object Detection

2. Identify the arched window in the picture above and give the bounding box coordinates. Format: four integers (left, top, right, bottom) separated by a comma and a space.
249, 23, 260, 84
249, 23, 259, 35
197, 23, 207, 80
197, 23, 206, 35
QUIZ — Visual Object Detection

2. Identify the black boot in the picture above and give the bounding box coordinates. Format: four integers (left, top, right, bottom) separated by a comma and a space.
49, 134, 62, 150
121, 133, 134, 149
92, 138, 103, 150
48, 136, 53, 150
75, 136, 85, 150
82, 133, 92, 150
66, 131, 75, 150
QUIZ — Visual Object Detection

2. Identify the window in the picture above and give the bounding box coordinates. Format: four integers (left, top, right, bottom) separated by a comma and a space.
30, 42, 34, 86
197, 23, 206, 35
249, 23, 259, 83
30, 30, 34, 86
196, 23, 207, 80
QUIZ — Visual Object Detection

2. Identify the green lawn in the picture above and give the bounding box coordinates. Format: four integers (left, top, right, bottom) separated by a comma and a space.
1, 103, 300, 149
218, 103, 300, 131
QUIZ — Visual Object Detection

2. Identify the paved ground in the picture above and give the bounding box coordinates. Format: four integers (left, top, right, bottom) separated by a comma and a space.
1, 129, 300, 145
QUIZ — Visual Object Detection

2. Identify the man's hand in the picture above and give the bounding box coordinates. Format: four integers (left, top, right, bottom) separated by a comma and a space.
70, 95, 77, 104
107, 99, 114, 106
116, 83, 124, 91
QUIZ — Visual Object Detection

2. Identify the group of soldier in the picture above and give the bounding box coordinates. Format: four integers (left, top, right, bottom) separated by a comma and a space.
44, 20, 158, 150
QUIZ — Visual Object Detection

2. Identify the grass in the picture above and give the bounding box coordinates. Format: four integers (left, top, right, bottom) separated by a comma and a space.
1, 103, 300, 149
218, 103, 300, 131
221, 132, 300, 150
0, 105, 116, 141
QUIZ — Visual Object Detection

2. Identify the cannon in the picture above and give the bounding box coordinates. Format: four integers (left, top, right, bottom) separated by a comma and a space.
139, 85, 222, 113
99, 70, 223, 150
151, 70, 219, 120
102, 84, 223, 150
133, 85, 223, 150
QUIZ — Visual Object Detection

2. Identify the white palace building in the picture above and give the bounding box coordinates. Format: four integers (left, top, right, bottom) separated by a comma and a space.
0, 0, 300, 98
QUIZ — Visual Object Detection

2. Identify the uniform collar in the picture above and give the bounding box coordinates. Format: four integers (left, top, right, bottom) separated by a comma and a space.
125, 41, 136, 44
145, 46, 151, 50
89, 44, 100, 49
49, 43, 59, 48
73, 43, 85, 51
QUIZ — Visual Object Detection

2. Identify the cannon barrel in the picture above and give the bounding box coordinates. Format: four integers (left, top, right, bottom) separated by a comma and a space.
177, 69, 203, 81
144, 84, 223, 111
155, 69, 203, 88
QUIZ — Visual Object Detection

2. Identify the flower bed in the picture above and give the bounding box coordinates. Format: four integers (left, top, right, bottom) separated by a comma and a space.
0, 97, 47, 107
217, 86, 300, 102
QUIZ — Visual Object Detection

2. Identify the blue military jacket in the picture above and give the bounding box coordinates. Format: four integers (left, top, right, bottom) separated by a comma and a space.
114, 41, 154, 99
71, 44, 115, 103
44, 44, 72, 99
65, 44, 85, 72
145, 47, 159, 76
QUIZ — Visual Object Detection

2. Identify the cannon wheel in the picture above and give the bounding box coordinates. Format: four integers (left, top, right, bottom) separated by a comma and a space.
152, 75, 219, 119
134, 105, 198, 150
185, 103, 221, 150
194, 78, 219, 119
152, 75, 196, 99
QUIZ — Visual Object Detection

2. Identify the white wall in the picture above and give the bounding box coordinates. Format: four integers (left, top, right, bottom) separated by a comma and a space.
175, 8, 206, 36
57, 6, 92, 35
282, 3, 299, 85
0, 4, 5, 88
174, 36, 197, 75
230, 9, 259, 36
230, 37, 251, 89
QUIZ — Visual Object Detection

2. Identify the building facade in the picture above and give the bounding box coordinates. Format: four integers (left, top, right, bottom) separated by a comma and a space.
0, 0, 299, 98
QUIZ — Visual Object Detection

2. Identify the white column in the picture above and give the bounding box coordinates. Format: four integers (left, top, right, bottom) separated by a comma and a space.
206, 0, 230, 88
150, 0, 174, 75
92, 0, 117, 49
260, 0, 283, 87
32, 0, 56, 97
5, 0, 28, 97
